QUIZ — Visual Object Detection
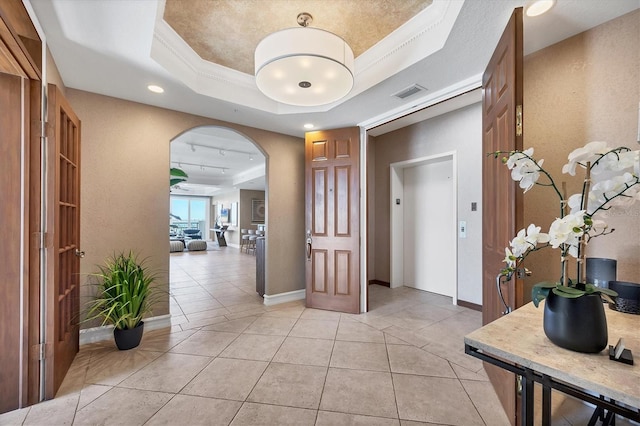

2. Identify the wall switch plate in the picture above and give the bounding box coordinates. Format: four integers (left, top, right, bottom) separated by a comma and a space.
459, 221, 467, 238
471, 202, 477, 211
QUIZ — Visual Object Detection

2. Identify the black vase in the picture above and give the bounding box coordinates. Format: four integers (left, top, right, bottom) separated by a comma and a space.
113, 321, 144, 350
543, 291, 607, 353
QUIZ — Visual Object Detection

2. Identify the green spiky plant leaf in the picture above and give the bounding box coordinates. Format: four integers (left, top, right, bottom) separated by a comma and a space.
85, 252, 159, 330
170, 167, 188, 187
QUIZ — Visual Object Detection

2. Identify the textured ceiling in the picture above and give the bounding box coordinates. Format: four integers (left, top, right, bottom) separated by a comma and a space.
163, 0, 433, 75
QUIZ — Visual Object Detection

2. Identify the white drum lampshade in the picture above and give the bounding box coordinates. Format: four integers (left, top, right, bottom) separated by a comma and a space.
255, 15, 354, 107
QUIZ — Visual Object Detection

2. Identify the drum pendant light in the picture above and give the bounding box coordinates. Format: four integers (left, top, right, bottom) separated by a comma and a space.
255, 13, 354, 107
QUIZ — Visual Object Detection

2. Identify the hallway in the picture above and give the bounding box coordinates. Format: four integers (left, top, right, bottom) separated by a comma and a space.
0, 247, 617, 425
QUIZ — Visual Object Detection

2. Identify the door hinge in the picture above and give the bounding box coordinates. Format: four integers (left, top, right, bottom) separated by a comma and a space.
516, 105, 523, 136
44, 232, 54, 248
32, 344, 46, 361
33, 232, 43, 249
32, 120, 44, 138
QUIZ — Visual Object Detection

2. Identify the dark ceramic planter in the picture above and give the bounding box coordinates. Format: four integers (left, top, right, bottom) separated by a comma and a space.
543, 291, 607, 353
113, 321, 144, 350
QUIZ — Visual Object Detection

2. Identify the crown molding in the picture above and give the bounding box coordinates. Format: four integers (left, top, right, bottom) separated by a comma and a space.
151, 0, 464, 115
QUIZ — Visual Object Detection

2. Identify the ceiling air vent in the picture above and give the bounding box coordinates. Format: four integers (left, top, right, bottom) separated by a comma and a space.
393, 84, 427, 100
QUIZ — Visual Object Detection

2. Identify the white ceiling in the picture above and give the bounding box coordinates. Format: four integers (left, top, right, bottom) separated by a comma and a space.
26, 0, 639, 193
170, 127, 266, 196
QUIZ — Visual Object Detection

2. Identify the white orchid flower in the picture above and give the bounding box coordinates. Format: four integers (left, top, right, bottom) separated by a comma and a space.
508, 224, 549, 259
548, 211, 585, 248
505, 148, 534, 169
562, 141, 611, 176
509, 228, 529, 257
592, 173, 635, 201
592, 150, 639, 175
525, 224, 550, 245
503, 247, 516, 269
506, 148, 542, 192
497, 142, 638, 283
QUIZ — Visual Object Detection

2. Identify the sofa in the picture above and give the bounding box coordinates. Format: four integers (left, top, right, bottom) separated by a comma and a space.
182, 228, 202, 239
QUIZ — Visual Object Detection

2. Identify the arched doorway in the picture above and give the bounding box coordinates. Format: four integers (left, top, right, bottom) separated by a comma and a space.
170, 126, 266, 245
168, 126, 268, 324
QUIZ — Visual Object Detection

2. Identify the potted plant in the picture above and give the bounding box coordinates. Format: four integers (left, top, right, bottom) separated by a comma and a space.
495, 141, 639, 353
86, 251, 157, 350
170, 167, 188, 189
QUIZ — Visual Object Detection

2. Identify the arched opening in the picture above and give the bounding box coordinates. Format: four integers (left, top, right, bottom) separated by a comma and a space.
168, 126, 268, 323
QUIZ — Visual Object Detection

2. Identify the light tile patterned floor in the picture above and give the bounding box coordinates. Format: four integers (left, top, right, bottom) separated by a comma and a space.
1, 246, 635, 425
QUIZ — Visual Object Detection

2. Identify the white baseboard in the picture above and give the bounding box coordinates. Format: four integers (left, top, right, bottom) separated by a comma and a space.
79, 314, 172, 346
263, 289, 306, 306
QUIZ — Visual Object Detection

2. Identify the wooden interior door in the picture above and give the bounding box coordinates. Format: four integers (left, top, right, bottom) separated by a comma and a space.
305, 127, 360, 314
481, 8, 524, 426
0, 71, 31, 414
44, 84, 81, 399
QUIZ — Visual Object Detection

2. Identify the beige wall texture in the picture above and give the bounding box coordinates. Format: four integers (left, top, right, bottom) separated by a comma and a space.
370, 103, 483, 304
239, 189, 265, 231
67, 89, 304, 327
522, 9, 640, 293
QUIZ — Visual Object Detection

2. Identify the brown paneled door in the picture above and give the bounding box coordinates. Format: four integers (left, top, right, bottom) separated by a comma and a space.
0, 72, 31, 413
44, 85, 81, 399
305, 127, 360, 314
482, 8, 524, 426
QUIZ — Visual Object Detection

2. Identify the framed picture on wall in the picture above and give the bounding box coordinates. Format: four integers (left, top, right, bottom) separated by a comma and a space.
252, 199, 265, 223
220, 207, 229, 223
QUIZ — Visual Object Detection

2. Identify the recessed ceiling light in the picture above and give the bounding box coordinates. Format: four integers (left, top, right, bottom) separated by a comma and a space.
526, 0, 555, 17
147, 84, 164, 93
304, 123, 314, 129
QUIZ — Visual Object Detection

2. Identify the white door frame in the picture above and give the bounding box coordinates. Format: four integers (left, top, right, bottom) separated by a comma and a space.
390, 151, 458, 304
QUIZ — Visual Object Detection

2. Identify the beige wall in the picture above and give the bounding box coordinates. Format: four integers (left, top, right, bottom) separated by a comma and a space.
68, 89, 305, 326
522, 9, 640, 292
370, 103, 483, 304
240, 189, 265, 232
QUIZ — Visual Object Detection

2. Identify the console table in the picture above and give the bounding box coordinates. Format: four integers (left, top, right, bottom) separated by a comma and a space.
464, 301, 639, 425
211, 227, 229, 247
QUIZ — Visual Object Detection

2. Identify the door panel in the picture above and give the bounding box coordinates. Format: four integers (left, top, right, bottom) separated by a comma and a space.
482, 8, 524, 426
45, 84, 81, 399
27, 79, 43, 406
306, 127, 360, 314
0, 71, 30, 414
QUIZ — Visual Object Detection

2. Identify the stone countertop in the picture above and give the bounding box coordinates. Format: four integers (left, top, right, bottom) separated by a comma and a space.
464, 301, 640, 408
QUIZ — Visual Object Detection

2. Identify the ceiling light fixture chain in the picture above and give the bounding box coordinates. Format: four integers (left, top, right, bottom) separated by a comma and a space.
296, 12, 312, 27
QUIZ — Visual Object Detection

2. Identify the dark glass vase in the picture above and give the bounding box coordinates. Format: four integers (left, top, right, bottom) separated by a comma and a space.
543, 291, 607, 353
113, 321, 144, 350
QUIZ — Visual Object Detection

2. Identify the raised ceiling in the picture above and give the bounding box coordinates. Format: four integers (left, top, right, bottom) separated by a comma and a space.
163, 0, 433, 75
29, 0, 640, 137
152, 0, 460, 115
170, 126, 266, 196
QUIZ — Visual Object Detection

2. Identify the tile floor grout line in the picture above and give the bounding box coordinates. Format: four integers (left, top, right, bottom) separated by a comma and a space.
384, 336, 402, 422
316, 333, 337, 415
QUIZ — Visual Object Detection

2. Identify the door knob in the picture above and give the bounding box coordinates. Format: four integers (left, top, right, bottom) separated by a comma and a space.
75, 249, 85, 258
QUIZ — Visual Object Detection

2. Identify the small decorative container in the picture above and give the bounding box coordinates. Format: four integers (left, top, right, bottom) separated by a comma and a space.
608, 281, 640, 314
586, 257, 617, 289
